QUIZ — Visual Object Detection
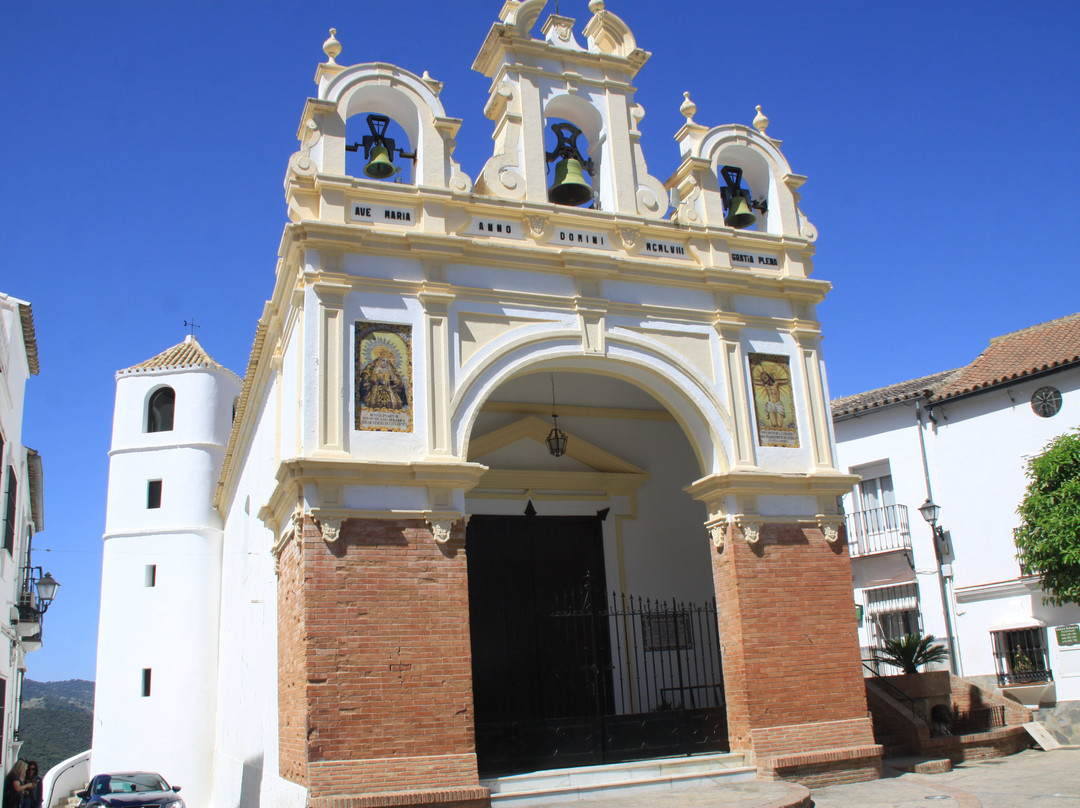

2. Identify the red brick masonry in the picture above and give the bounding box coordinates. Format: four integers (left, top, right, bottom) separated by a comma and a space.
712, 522, 880, 786
278, 518, 488, 807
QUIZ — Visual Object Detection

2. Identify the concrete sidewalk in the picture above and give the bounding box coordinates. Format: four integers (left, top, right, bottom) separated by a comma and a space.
521, 748, 1080, 808
810, 748, 1080, 808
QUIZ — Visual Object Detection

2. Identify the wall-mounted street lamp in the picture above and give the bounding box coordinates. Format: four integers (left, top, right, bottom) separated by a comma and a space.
918, 498, 951, 560
14, 568, 60, 648
918, 498, 958, 674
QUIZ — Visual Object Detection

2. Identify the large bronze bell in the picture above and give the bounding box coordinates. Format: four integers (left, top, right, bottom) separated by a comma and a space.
549, 157, 593, 206
724, 194, 756, 229
364, 144, 396, 179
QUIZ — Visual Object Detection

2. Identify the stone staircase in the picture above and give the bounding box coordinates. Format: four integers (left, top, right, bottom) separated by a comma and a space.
52, 786, 86, 808
482, 752, 756, 805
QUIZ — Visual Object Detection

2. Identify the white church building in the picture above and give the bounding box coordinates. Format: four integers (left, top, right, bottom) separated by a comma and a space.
76, 2, 905, 806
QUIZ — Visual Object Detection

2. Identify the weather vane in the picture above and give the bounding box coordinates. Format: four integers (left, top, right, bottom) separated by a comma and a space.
184, 318, 201, 337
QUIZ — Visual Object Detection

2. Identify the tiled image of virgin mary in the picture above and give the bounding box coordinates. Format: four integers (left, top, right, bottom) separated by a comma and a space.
354, 322, 413, 432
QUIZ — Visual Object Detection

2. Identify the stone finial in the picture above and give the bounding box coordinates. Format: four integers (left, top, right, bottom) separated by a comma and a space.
753, 104, 769, 136
421, 70, 444, 97
323, 28, 342, 65
589, 0, 605, 11
680, 91, 697, 124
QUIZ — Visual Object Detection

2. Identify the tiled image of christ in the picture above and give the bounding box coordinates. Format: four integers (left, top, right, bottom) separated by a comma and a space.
354, 322, 413, 432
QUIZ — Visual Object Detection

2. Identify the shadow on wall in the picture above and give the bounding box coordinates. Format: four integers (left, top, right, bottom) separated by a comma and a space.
239, 753, 263, 808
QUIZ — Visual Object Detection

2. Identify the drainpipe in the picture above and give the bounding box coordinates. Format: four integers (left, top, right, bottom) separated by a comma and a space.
916, 398, 959, 675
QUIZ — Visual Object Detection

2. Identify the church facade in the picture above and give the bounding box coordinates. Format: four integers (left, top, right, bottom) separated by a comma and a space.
92, 3, 880, 806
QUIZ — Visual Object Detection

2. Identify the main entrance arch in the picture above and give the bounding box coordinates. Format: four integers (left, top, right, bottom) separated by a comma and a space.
463, 370, 727, 775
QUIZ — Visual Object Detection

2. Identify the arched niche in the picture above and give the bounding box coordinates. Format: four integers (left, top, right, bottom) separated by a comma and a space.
451, 331, 734, 478
697, 126, 808, 238
543, 93, 606, 208
314, 64, 471, 192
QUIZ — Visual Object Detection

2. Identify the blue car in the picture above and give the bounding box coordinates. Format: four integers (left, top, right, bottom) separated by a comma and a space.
77, 772, 184, 808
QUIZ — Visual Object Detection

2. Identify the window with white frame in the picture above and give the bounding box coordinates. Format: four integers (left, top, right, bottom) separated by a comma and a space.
847, 461, 903, 554
991, 627, 1052, 686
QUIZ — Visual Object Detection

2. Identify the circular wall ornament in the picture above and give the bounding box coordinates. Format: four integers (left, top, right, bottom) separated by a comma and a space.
1031, 386, 1062, 418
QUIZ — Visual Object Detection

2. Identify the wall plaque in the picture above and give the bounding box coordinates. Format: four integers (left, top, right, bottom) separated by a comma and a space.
748, 353, 800, 448
643, 239, 689, 258
731, 250, 780, 269
354, 322, 413, 432
550, 228, 611, 249
350, 203, 417, 225
470, 217, 523, 239
1057, 625, 1080, 646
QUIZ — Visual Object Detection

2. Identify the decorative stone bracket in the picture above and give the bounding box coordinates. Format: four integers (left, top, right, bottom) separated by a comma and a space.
271, 503, 310, 575
816, 514, 845, 546
735, 517, 763, 546
318, 517, 343, 543
706, 516, 729, 550
427, 516, 467, 545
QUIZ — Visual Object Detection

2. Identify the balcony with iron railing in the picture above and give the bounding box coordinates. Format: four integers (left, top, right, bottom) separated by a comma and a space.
846, 504, 912, 558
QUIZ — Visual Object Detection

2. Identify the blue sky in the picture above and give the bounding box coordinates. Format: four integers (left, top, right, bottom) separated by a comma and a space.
3, 0, 1078, 682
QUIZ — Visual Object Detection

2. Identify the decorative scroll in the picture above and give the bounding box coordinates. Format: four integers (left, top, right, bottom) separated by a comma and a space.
355, 322, 413, 432
748, 353, 800, 448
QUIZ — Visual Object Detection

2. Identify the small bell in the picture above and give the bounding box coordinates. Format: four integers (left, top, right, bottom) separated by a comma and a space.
724, 194, 756, 229
364, 144, 396, 179
549, 157, 593, 206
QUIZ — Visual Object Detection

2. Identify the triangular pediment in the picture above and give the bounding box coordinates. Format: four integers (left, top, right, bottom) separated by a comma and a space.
469, 416, 643, 473
468, 416, 648, 496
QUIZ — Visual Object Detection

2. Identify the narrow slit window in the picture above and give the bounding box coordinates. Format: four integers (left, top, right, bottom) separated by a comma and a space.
141, 668, 152, 697
145, 564, 157, 587
147, 480, 162, 510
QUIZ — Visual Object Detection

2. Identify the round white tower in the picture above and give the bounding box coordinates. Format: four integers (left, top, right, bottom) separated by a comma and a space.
92, 336, 240, 806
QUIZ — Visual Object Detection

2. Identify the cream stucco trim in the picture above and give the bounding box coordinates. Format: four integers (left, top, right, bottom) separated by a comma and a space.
261, 458, 488, 537
480, 401, 673, 421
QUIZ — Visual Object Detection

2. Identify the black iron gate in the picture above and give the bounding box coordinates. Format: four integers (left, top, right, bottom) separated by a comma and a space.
474, 574, 728, 776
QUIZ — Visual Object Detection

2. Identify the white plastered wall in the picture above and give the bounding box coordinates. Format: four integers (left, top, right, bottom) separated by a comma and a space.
94, 364, 239, 807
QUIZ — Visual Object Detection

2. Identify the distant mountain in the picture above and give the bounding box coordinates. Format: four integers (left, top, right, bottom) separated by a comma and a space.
18, 679, 94, 772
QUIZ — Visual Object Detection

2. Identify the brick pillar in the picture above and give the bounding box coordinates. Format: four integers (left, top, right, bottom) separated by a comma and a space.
278, 516, 490, 808
712, 521, 882, 785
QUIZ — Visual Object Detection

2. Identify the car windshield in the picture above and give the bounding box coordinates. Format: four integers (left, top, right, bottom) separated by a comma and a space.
106, 774, 168, 793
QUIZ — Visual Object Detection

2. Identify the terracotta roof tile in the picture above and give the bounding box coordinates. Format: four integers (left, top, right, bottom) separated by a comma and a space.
18, 303, 39, 376
119, 335, 237, 379
934, 313, 1080, 401
832, 369, 958, 418
832, 312, 1080, 417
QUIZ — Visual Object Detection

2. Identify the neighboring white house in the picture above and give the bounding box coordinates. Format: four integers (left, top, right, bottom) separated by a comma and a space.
0, 292, 52, 774
833, 313, 1080, 710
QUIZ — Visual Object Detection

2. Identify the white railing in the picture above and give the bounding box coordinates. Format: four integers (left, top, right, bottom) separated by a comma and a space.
847, 504, 911, 557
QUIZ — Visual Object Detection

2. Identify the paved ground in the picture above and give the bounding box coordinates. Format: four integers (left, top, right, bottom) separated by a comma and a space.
532, 748, 1080, 808
810, 749, 1080, 808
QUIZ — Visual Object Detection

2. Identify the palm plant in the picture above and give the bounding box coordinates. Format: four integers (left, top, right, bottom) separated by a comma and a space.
871, 632, 949, 674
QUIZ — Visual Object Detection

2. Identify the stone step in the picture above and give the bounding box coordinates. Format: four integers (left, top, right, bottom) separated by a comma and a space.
483, 752, 757, 805
885, 755, 953, 774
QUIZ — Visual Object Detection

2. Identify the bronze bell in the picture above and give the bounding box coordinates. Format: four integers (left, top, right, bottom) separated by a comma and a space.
549, 157, 593, 206
364, 144, 396, 179
724, 194, 756, 229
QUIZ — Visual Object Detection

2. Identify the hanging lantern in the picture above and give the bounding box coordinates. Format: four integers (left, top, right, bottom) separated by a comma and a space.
547, 374, 568, 457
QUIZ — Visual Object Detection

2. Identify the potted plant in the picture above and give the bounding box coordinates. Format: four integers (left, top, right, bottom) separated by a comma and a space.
871, 632, 949, 674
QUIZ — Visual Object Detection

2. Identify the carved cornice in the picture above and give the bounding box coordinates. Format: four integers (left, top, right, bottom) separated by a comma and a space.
686, 470, 861, 507
262, 458, 488, 540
